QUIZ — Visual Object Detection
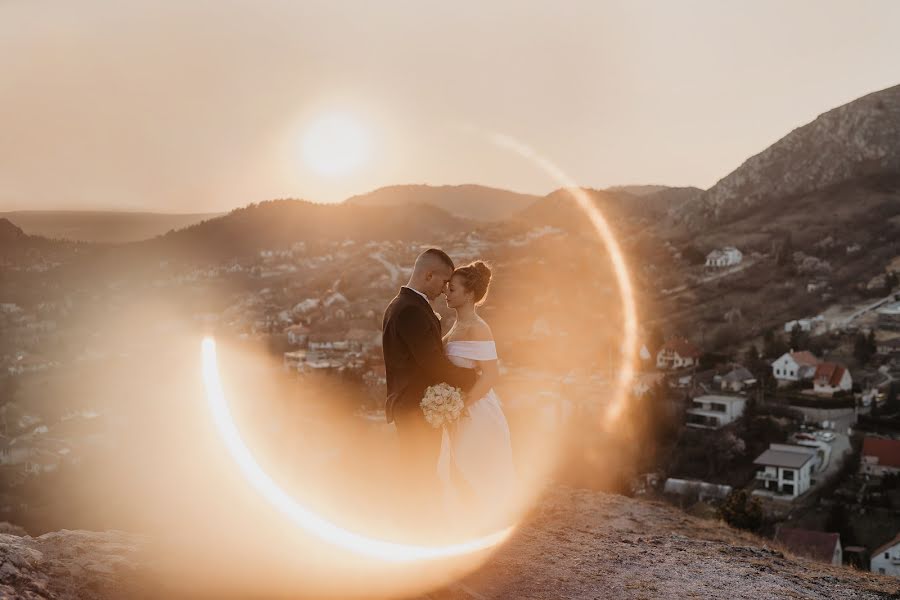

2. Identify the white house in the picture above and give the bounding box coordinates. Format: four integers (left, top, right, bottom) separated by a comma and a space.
871, 533, 900, 577
686, 394, 746, 429
784, 316, 826, 334
861, 437, 900, 477
663, 478, 732, 502
774, 528, 842, 566
753, 443, 817, 500
771, 351, 819, 385
718, 366, 756, 392
308, 333, 350, 352
705, 247, 743, 268
284, 324, 310, 347
323, 292, 349, 308
656, 337, 701, 370
7, 354, 59, 376
283, 350, 307, 372
0, 438, 30, 466
812, 362, 852, 396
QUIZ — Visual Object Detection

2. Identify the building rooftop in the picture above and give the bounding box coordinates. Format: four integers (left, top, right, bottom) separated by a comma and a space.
862, 437, 900, 469
754, 446, 816, 469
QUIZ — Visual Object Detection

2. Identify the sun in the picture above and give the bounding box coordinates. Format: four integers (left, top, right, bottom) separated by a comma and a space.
302, 113, 369, 176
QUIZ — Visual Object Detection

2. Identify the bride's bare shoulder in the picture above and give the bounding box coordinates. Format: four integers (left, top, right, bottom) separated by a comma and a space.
468, 318, 493, 342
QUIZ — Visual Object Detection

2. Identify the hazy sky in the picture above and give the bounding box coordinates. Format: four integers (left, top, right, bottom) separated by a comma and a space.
2, 0, 899, 212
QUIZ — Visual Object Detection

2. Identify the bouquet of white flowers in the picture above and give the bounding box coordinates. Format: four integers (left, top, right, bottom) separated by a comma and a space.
420, 382, 464, 428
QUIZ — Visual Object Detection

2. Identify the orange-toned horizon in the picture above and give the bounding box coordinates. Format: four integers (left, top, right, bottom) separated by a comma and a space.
2, 1, 900, 212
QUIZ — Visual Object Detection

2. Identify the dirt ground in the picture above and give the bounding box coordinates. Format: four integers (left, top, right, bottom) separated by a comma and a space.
432, 487, 900, 600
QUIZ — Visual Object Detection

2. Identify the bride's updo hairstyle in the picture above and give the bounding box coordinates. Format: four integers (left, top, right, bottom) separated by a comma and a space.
453, 261, 493, 306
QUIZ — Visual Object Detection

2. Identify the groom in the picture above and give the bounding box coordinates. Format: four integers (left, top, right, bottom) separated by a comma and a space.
382, 248, 476, 488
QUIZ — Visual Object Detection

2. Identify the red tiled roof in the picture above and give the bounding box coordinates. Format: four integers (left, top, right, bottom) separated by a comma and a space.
813, 362, 847, 387
661, 337, 700, 359
862, 437, 900, 469
774, 528, 840, 563
873, 533, 900, 557
789, 351, 819, 368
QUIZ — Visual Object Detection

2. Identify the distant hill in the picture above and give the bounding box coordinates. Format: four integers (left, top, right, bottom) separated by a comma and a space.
344, 184, 540, 221
144, 199, 472, 261
606, 184, 671, 197
0, 211, 222, 243
684, 83, 900, 223
515, 186, 697, 234
0, 218, 28, 247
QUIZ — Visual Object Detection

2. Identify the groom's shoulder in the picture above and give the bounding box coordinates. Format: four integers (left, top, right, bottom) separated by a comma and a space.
384, 292, 416, 319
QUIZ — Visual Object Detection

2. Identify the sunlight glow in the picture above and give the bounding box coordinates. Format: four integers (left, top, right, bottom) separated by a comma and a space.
302, 113, 369, 176
200, 337, 513, 563
488, 132, 638, 426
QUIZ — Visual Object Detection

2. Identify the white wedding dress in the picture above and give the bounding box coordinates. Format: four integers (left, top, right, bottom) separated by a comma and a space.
437, 340, 516, 514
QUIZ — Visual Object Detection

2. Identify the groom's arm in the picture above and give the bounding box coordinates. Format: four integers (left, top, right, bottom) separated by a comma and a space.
396, 306, 476, 391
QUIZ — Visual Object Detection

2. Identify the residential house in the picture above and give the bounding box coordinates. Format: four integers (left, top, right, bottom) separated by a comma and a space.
7, 354, 58, 376
0, 437, 30, 466
718, 365, 757, 392
686, 394, 746, 429
861, 437, 900, 477
346, 328, 380, 352
656, 337, 700, 370
662, 478, 732, 502
323, 292, 349, 308
784, 316, 826, 334
812, 362, 852, 396
876, 338, 900, 356
284, 324, 310, 347
774, 528, 842, 566
771, 351, 819, 386
308, 332, 350, 352
876, 301, 900, 330
871, 533, 900, 577
705, 247, 742, 268
25, 450, 59, 475
283, 350, 307, 372
753, 443, 817, 499
292, 298, 320, 315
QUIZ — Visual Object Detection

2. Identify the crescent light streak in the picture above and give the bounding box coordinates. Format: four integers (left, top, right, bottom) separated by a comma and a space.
488, 132, 638, 424
201, 337, 513, 563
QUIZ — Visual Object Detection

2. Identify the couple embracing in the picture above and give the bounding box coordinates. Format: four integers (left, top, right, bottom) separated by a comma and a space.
382, 249, 515, 514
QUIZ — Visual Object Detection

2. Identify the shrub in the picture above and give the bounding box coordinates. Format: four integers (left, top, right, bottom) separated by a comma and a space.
719, 489, 764, 532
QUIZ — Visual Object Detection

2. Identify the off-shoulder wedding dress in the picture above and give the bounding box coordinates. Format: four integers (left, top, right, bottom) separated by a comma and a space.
437, 340, 516, 513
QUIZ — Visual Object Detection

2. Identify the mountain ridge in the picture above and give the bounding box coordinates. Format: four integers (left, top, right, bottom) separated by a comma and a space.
689, 83, 900, 223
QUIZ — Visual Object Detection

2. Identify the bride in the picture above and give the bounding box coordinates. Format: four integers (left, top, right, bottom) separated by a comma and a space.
438, 260, 516, 519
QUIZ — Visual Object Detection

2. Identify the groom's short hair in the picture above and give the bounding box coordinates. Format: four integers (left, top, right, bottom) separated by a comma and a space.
419, 248, 454, 271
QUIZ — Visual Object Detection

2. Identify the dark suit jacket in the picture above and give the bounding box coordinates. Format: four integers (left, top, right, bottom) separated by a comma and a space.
381, 287, 476, 424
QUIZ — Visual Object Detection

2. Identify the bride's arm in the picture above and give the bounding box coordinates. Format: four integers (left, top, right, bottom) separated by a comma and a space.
464, 358, 499, 407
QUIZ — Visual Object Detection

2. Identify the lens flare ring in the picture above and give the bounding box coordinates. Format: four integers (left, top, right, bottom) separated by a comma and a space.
199, 131, 637, 563
201, 337, 513, 562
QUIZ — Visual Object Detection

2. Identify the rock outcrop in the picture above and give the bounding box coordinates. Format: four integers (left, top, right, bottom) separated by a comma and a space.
0, 530, 146, 599
693, 84, 900, 222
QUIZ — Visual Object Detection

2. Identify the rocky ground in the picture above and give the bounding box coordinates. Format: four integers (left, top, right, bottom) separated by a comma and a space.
436, 488, 900, 600
1, 488, 898, 599
0, 530, 146, 599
